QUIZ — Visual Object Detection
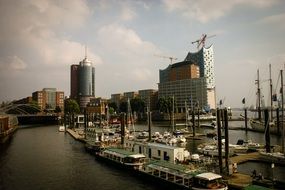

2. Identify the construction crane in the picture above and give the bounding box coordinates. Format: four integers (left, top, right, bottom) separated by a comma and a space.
154, 54, 178, 64
191, 34, 216, 50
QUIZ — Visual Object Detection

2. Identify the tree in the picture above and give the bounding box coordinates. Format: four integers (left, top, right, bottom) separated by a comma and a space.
157, 96, 175, 120
130, 97, 145, 113
54, 106, 62, 113
64, 99, 80, 114
108, 102, 118, 113
119, 101, 128, 113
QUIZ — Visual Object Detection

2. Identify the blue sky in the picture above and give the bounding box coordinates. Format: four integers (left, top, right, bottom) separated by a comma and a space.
0, 0, 285, 108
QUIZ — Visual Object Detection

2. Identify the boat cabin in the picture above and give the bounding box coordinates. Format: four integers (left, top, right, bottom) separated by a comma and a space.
193, 172, 227, 190
142, 160, 198, 188
125, 140, 188, 163
100, 148, 146, 170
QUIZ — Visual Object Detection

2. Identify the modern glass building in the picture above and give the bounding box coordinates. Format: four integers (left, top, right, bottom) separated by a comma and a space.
70, 55, 95, 110
184, 45, 216, 109
158, 45, 216, 112
184, 45, 215, 89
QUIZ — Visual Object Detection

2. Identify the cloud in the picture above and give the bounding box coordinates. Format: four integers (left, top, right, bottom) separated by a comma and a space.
258, 13, 285, 30
120, 4, 137, 21
95, 23, 162, 95
0, 56, 27, 71
0, 0, 102, 67
97, 24, 160, 62
162, 0, 279, 23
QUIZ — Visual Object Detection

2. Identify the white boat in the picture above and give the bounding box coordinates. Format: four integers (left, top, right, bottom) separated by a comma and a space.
58, 125, 65, 132
176, 135, 186, 143
250, 119, 279, 134
95, 147, 146, 170
259, 151, 285, 165
192, 172, 228, 190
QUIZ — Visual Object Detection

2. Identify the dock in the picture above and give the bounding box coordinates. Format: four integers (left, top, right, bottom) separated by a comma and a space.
227, 173, 252, 189
66, 128, 86, 142
230, 152, 260, 164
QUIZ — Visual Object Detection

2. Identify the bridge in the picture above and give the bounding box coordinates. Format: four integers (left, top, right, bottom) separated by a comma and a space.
0, 103, 60, 125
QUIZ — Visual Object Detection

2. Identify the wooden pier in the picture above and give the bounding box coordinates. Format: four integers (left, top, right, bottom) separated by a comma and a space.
230, 152, 260, 164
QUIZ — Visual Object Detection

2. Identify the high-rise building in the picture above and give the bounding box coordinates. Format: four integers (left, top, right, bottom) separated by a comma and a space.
158, 45, 216, 112
184, 45, 216, 109
70, 54, 95, 110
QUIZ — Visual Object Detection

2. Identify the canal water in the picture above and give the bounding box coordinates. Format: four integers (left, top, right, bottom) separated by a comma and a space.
0, 125, 163, 190
1, 119, 285, 190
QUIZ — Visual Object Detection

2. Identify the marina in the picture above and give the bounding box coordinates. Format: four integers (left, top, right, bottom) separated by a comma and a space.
62, 110, 285, 189
1, 1, 285, 190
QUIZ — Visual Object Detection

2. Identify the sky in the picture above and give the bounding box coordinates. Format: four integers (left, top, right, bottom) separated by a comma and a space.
0, 0, 285, 108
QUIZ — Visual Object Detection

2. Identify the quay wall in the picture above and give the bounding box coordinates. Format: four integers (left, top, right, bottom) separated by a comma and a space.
17, 115, 59, 125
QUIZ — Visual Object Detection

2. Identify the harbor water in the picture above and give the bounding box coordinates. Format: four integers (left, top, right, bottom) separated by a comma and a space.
0, 125, 162, 190
1, 118, 285, 189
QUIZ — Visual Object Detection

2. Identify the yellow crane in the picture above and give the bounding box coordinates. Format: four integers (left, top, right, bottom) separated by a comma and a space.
154, 54, 178, 64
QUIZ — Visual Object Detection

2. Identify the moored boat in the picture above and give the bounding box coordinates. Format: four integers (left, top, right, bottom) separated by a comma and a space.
259, 151, 285, 165
58, 125, 65, 132
95, 147, 146, 170
192, 172, 228, 190
140, 160, 227, 190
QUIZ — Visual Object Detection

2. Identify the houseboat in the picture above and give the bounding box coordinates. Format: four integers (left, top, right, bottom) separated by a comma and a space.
124, 139, 190, 163
95, 147, 146, 170
140, 160, 227, 190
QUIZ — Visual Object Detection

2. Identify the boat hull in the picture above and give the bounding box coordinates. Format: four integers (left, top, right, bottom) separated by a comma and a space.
250, 120, 279, 134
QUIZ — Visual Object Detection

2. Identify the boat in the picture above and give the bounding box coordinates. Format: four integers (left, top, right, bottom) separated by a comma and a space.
140, 160, 227, 190
95, 147, 146, 170
249, 68, 281, 135
200, 121, 216, 129
249, 119, 278, 134
192, 172, 228, 190
0, 115, 18, 143
259, 151, 285, 165
58, 125, 65, 132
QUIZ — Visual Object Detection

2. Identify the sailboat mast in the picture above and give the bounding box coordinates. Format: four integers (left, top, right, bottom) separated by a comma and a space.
270, 64, 273, 120
257, 69, 261, 121
281, 70, 284, 153
172, 96, 175, 132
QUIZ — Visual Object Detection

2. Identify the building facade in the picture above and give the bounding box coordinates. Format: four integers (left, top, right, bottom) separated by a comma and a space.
32, 88, 64, 111
184, 45, 216, 109
158, 45, 216, 112
70, 55, 95, 110
138, 89, 158, 111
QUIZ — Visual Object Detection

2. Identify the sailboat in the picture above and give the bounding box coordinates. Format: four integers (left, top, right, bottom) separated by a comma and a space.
249, 67, 282, 135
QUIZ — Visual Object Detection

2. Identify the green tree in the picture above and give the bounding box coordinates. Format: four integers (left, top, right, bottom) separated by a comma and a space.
64, 99, 80, 114
108, 102, 118, 113
157, 96, 175, 120
130, 97, 145, 113
119, 101, 128, 113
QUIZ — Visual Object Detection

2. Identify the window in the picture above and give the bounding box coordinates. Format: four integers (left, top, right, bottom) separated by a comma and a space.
158, 150, 161, 156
